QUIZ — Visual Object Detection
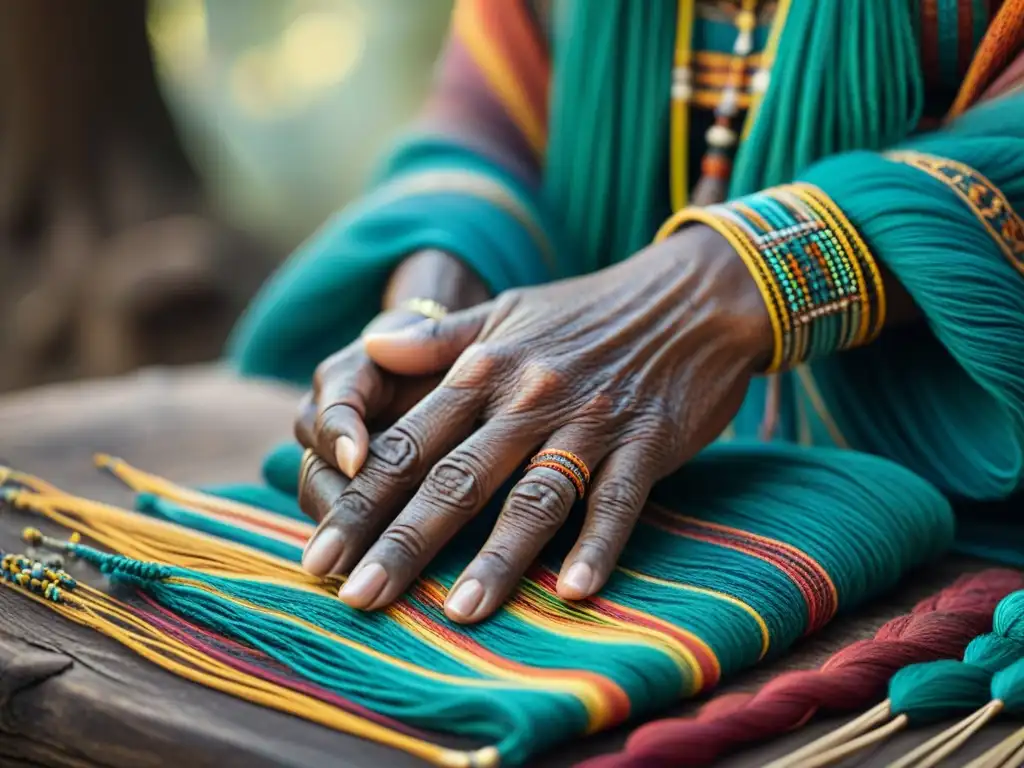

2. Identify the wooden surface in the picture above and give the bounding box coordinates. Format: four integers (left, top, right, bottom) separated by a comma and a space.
0, 366, 1016, 767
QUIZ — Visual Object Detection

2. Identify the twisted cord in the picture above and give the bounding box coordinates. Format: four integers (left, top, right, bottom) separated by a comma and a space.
578, 569, 1024, 768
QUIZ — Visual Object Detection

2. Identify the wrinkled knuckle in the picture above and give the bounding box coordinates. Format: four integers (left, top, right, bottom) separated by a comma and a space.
326, 489, 375, 528
506, 477, 570, 532
592, 477, 645, 524
582, 392, 617, 418
423, 457, 485, 515
369, 427, 421, 484
450, 342, 502, 387
510, 360, 569, 412
380, 523, 431, 561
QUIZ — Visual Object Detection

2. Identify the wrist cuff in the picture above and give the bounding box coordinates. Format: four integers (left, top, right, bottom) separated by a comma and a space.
656, 183, 886, 372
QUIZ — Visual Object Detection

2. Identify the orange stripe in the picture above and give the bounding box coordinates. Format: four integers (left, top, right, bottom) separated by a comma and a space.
529, 569, 722, 692
648, 506, 838, 633
402, 584, 632, 725
949, 0, 1024, 117
453, 0, 550, 156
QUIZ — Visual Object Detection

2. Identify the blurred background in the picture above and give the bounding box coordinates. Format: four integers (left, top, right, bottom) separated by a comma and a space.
0, 0, 452, 393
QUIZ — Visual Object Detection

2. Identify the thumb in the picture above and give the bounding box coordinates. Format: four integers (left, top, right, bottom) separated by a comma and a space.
363, 302, 492, 376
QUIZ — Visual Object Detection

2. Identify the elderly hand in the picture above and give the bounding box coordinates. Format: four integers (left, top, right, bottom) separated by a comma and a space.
295, 249, 489, 480
300, 225, 772, 623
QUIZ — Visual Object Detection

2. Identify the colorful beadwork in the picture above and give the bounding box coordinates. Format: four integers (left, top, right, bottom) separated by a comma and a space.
656, 183, 886, 372
525, 449, 590, 499
1, 552, 78, 603
886, 150, 1024, 276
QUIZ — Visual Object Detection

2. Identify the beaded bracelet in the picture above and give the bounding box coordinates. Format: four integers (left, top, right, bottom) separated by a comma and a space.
656, 183, 886, 373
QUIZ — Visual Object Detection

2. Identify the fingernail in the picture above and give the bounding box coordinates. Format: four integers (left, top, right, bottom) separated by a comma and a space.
560, 562, 594, 598
302, 528, 345, 576
446, 579, 484, 621
335, 436, 359, 477
338, 562, 388, 608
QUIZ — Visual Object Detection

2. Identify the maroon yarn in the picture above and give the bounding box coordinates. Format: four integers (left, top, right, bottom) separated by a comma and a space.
577, 569, 1024, 768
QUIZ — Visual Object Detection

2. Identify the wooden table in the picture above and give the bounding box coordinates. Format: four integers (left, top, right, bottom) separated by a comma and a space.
0, 367, 1014, 767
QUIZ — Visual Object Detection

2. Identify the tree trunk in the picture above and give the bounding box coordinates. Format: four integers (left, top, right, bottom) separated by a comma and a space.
0, 0, 272, 392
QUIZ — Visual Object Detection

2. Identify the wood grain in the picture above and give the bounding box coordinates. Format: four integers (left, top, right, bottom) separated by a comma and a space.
0, 366, 1014, 767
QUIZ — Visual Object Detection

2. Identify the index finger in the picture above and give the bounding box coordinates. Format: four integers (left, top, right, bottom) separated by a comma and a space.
300, 380, 484, 577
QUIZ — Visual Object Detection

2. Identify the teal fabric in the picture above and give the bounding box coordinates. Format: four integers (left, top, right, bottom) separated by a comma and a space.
221, 2, 1024, 564
228, 139, 555, 385
797, 95, 1024, 501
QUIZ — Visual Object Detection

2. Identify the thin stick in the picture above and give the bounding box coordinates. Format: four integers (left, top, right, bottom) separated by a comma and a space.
1003, 740, 1024, 768
889, 701, 1001, 768
964, 724, 1024, 768
791, 714, 908, 768
912, 701, 1004, 768
764, 701, 892, 768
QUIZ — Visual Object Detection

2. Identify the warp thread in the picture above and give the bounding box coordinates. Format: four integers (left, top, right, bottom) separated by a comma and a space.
579, 569, 1024, 768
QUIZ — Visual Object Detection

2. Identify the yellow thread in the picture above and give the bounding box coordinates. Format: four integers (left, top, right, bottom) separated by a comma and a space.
670, 0, 695, 212
2, 579, 479, 768
512, 576, 717, 697
656, 508, 840, 613
618, 567, 770, 659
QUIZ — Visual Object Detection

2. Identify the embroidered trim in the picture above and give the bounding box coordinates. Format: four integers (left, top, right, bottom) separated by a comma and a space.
887, 150, 1024, 276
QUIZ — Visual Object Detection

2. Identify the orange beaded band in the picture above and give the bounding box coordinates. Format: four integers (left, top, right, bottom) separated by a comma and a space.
524, 450, 590, 500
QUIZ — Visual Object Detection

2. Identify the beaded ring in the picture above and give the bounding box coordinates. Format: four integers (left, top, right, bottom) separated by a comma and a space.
524, 450, 591, 500
656, 182, 886, 373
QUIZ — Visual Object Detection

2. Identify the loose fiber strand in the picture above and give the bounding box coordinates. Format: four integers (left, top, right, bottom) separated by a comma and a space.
888, 701, 1004, 768
966, 725, 1024, 768
908, 701, 1004, 768
791, 714, 908, 768
763, 700, 892, 768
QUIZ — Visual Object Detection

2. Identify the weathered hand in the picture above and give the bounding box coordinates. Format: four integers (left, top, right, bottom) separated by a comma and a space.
301, 226, 773, 623
293, 249, 489, 485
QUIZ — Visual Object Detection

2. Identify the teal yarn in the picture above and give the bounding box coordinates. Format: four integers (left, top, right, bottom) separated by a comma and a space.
889, 661, 992, 726
799, 95, 1024, 501
993, 658, 1024, 714
148, 439, 956, 768
731, 0, 923, 196
201, 483, 305, 522
888, 591, 1024, 725
544, 0, 675, 273
260, 442, 304, 497
134, 492, 304, 563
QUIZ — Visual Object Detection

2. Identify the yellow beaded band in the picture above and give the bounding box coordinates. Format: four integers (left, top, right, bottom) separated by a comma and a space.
657, 183, 886, 373
400, 298, 450, 322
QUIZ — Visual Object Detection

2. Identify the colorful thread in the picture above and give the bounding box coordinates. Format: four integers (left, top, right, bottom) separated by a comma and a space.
656, 183, 886, 373
0, 445, 955, 767
581, 569, 1024, 768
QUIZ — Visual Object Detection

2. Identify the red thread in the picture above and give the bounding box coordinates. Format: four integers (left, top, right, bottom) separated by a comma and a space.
576, 569, 1024, 768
